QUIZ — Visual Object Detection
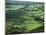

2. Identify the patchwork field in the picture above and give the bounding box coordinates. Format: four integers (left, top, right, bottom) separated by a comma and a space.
6, 2, 44, 34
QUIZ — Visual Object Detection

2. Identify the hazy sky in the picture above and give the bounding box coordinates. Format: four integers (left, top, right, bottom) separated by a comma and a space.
6, 0, 29, 1
6, 0, 31, 2
6, 0, 42, 2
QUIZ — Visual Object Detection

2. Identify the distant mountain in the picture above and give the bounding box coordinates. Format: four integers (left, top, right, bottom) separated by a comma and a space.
5, 1, 44, 5
6, 0, 44, 4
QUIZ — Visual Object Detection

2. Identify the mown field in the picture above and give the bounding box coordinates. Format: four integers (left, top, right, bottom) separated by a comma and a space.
5, 2, 44, 35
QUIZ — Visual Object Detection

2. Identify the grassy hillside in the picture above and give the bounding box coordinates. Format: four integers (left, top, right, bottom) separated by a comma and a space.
5, 2, 44, 34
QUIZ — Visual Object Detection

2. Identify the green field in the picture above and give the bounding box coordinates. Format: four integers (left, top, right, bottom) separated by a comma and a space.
6, 2, 44, 34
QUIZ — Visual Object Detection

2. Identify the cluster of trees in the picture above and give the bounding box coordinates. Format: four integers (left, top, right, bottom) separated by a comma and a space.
6, 3, 44, 34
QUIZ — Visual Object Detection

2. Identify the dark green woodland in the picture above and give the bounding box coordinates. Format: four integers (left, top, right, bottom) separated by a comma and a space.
5, 1, 44, 34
